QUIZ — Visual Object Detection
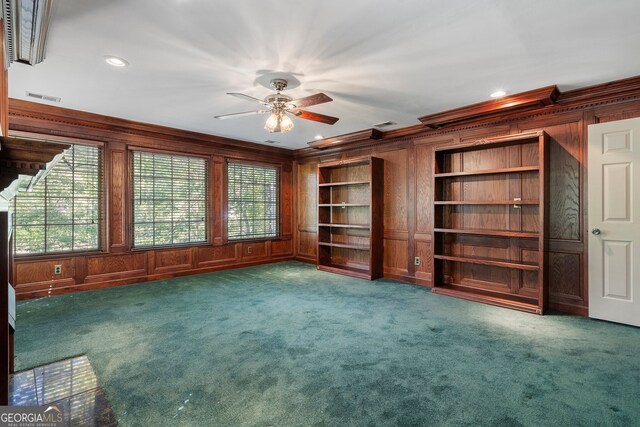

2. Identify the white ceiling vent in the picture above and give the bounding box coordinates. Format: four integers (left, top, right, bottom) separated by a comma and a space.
372, 120, 397, 128
26, 91, 60, 102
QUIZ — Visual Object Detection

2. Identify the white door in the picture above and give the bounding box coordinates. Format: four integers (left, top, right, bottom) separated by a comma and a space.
588, 118, 640, 326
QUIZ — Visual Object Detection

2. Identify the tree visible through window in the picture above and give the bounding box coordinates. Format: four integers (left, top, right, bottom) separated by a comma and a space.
132, 151, 207, 248
227, 162, 279, 240
13, 144, 103, 255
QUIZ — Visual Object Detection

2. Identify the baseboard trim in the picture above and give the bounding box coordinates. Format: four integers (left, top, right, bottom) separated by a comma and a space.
549, 301, 588, 316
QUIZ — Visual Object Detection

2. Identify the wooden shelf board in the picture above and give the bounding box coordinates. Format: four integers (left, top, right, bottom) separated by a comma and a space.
318, 180, 370, 187
432, 131, 546, 150
434, 200, 539, 205
439, 280, 538, 300
433, 228, 539, 238
317, 158, 372, 168
318, 223, 370, 229
318, 242, 370, 250
432, 286, 542, 314
434, 165, 539, 178
317, 264, 372, 280
318, 203, 370, 207
434, 254, 539, 271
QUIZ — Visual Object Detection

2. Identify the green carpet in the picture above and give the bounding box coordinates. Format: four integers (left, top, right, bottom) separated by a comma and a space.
14, 261, 640, 426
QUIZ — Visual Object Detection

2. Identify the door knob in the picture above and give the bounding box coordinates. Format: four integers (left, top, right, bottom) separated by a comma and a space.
591, 228, 601, 235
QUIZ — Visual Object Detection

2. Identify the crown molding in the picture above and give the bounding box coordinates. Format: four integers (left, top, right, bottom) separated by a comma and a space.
295, 74, 640, 159
417, 85, 560, 129
306, 129, 379, 150
8, 99, 294, 161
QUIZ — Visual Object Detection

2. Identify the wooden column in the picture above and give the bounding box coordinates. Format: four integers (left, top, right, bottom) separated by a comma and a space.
212, 156, 224, 245
108, 143, 127, 252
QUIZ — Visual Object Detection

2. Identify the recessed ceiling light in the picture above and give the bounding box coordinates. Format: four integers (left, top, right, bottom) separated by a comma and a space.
105, 56, 129, 67
314, 135, 324, 140
490, 90, 507, 98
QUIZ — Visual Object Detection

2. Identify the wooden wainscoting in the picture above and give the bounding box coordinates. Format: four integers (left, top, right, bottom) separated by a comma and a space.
13, 240, 293, 299
84, 253, 147, 284
14, 258, 77, 297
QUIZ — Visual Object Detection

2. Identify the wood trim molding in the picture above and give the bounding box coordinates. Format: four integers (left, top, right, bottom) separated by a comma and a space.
306, 129, 381, 150
8, 99, 294, 162
418, 85, 560, 129
558, 75, 640, 106
297, 75, 640, 159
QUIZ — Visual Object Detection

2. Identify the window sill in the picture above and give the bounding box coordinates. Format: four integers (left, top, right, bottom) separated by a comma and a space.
130, 241, 209, 251
226, 236, 280, 244
14, 250, 105, 262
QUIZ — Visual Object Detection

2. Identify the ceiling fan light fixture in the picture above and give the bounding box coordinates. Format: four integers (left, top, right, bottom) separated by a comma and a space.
264, 112, 279, 132
280, 114, 294, 132
264, 109, 294, 133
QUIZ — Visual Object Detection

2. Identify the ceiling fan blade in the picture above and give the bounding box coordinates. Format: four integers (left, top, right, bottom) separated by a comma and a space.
289, 93, 333, 108
214, 110, 267, 120
227, 92, 268, 105
290, 109, 339, 125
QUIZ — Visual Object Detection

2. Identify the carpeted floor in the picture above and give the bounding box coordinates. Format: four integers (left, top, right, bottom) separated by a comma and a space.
14, 261, 640, 426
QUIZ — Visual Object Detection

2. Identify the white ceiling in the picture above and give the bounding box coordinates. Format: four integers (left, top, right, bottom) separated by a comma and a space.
8, 0, 640, 149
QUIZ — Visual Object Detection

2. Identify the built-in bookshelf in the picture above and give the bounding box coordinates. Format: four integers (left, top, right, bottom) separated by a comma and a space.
317, 157, 383, 280
432, 131, 549, 314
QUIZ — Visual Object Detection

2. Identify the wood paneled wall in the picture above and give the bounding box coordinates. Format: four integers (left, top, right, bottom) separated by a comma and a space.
294, 78, 640, 315
9, 100, 295, 299
9, 76, 640, 316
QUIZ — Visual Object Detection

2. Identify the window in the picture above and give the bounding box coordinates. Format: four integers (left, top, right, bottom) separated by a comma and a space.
13, 144, 103, 255
227, 162, 279, 240
132, 151, 207, 248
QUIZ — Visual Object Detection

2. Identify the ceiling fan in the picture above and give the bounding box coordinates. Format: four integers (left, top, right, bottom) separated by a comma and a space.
214, 79, 339, 133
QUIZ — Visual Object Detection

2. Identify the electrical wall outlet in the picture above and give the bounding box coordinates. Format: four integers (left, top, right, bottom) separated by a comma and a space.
54, 265, 62, 275
414, 257, 421, 266
247, 246, 252, 254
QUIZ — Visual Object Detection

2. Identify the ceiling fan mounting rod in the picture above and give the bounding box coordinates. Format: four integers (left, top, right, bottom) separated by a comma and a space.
270, 78, 288, 92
